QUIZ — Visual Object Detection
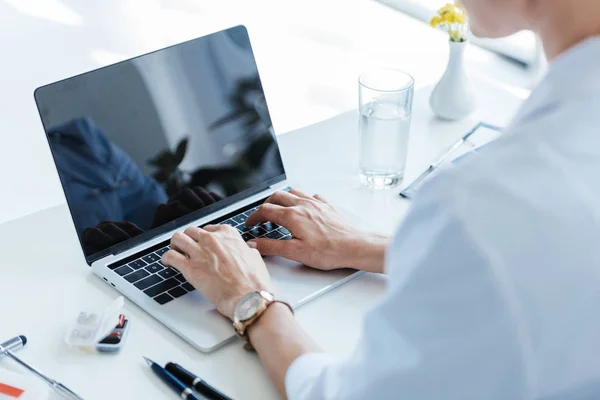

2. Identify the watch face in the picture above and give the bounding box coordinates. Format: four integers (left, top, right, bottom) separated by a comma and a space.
236, 293, 263, 322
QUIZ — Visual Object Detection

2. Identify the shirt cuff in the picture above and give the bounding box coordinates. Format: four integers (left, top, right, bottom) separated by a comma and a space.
285, 352, 336, 400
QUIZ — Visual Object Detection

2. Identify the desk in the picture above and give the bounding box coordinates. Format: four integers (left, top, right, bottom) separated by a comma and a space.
0, 80, 524, 399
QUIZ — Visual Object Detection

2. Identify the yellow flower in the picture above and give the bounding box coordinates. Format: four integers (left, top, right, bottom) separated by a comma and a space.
431, 1, 468, 40
442, 12, 456, 24
438, 3, 455, 15
429, 16, 442, 27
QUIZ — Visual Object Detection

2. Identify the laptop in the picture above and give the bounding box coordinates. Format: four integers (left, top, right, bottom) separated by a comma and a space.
33, 25, 361, 352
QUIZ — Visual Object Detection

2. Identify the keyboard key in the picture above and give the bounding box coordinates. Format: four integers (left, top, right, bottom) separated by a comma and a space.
145, 263, 164, 274
174, 274, 186, 283
278, 227, 291, 236
154, 293, 174, 305
249, 226, 267, 237
155, 247, 169, 257
241, 233, 255, 242
158, 268, 177, 279
168, 286, 188, 299
142, 253, 161, 264
282, 235, 292, 241
134, 274, 163, 290
265, 230, 284, 240
115, 265, 134, 276
237, 224, 251, 233
221, 219, 238, 227
182, 282, 195, 292
144, 278, 181, 297
128, 259, 147, 270
247, 206, 260, 215
231, 214, 247, 225
124, 269, 150, 283
261, 222, 277, 232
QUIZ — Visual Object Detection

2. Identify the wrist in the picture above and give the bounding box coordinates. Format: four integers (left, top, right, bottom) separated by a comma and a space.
347, 233, 389, 273
247, 301, 295, 340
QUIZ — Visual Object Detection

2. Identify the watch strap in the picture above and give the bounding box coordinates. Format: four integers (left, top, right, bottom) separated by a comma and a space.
234, 293, 293, 350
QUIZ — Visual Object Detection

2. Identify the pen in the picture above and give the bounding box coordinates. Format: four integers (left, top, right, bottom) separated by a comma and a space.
165, 362, 232, 400
0, 335, 27, 358
143, 357, 203, 400
0, 341, 84, 400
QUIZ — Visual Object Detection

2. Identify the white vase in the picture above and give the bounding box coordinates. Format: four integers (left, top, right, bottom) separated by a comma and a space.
429, 40, 477, 121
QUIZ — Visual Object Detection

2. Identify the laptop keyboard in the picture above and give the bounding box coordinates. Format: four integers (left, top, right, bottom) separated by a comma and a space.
108, 206, 291, 305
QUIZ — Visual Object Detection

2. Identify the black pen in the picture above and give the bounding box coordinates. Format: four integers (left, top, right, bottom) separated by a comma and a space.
166, 362, 232, 400
144, 357, 204, 400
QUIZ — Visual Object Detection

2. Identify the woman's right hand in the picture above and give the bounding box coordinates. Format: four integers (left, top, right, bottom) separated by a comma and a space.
246, 189, 389, 273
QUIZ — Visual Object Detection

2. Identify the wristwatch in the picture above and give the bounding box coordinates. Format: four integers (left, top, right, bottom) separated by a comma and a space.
233, 290, 293, 350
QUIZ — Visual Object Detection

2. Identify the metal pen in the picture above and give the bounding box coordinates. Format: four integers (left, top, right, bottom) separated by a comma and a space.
0, 335, 27, 358
166, 362, 232, 400
0, 338, 84, 400
144, 357, 204, 400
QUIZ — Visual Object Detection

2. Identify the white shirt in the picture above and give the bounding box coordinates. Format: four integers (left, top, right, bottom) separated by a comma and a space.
285, 36, 600, 400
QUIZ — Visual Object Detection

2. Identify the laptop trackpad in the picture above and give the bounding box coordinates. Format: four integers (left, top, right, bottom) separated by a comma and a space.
266, 256, 359, 307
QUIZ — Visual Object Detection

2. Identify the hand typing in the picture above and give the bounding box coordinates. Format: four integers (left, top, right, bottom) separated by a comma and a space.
246, 189, 389, 273
162, 225, 274, 320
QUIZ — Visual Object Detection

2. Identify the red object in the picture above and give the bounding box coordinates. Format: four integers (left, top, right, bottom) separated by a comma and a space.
116, 314, 125, 329
0, 382, 25, 398
108, 331, 121, 338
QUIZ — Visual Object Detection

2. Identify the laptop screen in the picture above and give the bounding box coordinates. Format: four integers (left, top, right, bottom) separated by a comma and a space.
34, 26, 285, 263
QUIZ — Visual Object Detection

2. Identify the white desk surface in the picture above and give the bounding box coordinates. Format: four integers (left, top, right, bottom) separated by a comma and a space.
0, 79, 524, 399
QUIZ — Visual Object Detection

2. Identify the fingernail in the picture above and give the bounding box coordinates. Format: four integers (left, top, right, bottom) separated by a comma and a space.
247, 241, 257, 249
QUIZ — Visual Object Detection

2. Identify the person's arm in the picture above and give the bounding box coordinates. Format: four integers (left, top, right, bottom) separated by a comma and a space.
161, 183, 527, 399
247, 303, 320, 397
259, 179, 528, 400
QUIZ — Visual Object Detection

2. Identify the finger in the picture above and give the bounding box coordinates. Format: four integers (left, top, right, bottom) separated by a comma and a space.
193, 187, 217, 206
264, 190, 302, 207
246, 203, 289, 226
162, 249, 189, 271
183, 226, 206, 241
313, 194, 329, 204
248, 238, 300, 259
288, 188, 312, 199
170, 231, 199, 257
180, 188, 206, 210
203, 224, 228, 233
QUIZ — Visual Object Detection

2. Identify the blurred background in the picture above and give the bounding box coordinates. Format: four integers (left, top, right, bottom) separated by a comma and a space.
0, 0, 536, 225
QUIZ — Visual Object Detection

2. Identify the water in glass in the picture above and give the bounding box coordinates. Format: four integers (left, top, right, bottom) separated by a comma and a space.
359, 100, 411, 189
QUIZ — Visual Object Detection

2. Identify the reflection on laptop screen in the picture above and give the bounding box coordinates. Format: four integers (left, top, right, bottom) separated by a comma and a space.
34, 26, 284, 259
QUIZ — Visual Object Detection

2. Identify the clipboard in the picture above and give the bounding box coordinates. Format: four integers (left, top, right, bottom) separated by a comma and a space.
399, 122, 504, 199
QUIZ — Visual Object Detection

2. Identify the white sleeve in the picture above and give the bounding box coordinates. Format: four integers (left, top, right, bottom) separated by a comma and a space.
285, 177, 532, 400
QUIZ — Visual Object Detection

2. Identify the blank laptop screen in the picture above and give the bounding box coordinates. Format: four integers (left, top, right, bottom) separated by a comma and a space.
34, 26, 285, 261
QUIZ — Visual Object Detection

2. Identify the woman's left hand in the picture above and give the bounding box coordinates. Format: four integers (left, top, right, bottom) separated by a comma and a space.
162, 225, 275, 320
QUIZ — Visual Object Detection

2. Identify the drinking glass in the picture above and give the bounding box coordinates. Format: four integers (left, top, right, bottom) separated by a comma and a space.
359, 69, 414, 189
